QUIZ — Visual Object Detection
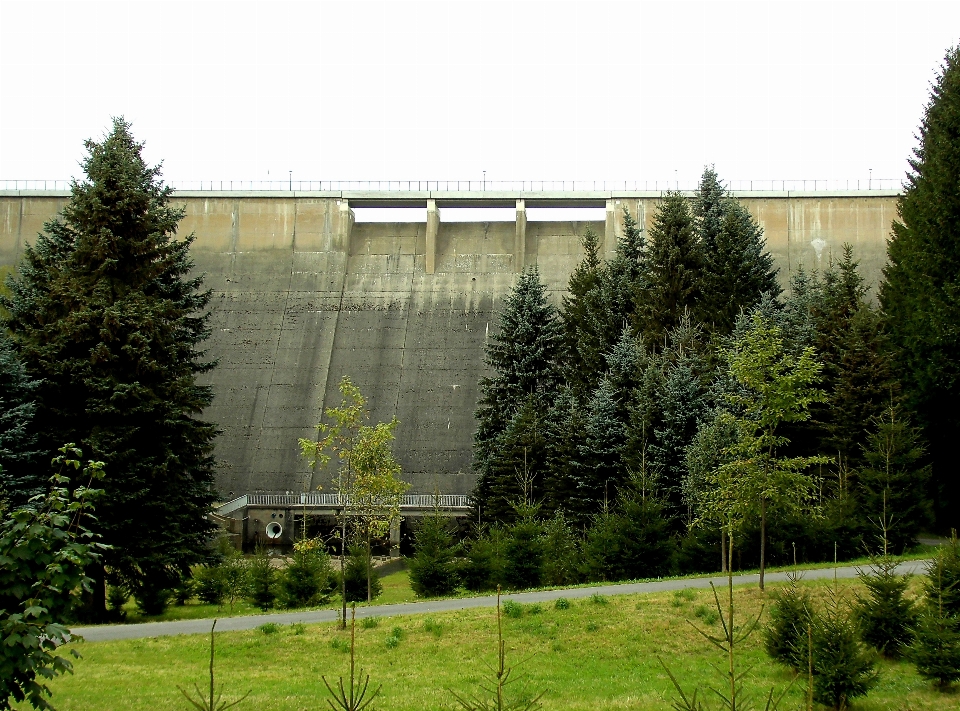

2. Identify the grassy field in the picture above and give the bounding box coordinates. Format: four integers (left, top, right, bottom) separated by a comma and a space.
25, 576, 954, 710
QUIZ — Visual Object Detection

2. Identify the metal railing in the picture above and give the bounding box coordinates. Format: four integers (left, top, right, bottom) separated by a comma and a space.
217, 492, 470, 511
1, 178, 904, 193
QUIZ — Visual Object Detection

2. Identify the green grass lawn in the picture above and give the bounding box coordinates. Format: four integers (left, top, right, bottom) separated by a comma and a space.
26, 577, 954, 710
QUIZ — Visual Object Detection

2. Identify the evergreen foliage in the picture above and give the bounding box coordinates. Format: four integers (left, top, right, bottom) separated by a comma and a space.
2, 119, 218, 615
911, 543, 960, 688
879, 46, 960, 528
279, 544, 332, 608
580, 488, 673, 582
343, 545, 382, 603
855, 556, 918, 658
247, 545, 278, 611
474, 268, 561, 523
561, 228, 605, 397
857, 405, 932, 553
0, 332, 40, 505
408, 504, 460, 598
698, 200, 780, 335
638, 192, 701, 342
572, 378, 626, 518
540, 511, 581, 586
763, 573, 812, 670
810, 588, 879, 709
459, 526, 506, 592
502, 513, 545, 590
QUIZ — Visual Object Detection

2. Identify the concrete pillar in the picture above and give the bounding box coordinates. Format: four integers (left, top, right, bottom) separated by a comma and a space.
389, 518, 401, 558
338, 199, 355, 253
426, 199, 440, 274
605, 199, 618, 257
515, 199, 527, 272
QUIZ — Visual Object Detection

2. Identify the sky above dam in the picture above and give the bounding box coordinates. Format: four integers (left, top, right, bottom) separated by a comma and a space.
1, 1, 959, 188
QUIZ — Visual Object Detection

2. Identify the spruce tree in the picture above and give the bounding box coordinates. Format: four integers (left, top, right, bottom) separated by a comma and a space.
857, 405, 932, 553
694, 165, 727, 254
572, 378, 626, 519
855, 556, 918, 659
810, 589, 879, 710
879, 46, 960, 528
2, 119, 218, 616
408, 502, 460, 597
637, 192, 701, 343
911, 541, 960, 688
561, 228, 605, 397
698, 200, 780, 335
0, 332, 41, 504
473, 267, 561, 523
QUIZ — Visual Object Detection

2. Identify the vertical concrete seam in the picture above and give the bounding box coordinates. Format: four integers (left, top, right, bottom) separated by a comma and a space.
393, 247, 416, 417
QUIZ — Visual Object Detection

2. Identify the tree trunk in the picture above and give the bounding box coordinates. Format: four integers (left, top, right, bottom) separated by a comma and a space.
366, 533, 372, 603
759, 497, 767, 591
340, 513, 347, 630
721, 527, 727, 573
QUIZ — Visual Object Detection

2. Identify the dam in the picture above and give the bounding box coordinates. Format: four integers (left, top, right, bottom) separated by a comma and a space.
0, 188, 900, 513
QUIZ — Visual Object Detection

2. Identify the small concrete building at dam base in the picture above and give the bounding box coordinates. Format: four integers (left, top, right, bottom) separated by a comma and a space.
0, 188, 899, 545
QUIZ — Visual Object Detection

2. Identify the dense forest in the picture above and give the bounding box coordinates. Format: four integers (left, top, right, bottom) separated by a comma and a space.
464, 113, 959, 585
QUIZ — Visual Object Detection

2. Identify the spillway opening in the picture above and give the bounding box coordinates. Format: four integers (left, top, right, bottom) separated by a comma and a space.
353, 207, 427, 222
527, 207, 605, 222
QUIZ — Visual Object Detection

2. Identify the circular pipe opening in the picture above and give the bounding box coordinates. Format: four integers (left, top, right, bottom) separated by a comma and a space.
265, 522, 283, 540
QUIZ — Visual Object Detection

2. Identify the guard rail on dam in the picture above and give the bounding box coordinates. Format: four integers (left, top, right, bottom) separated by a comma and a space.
0, 188, 902, 504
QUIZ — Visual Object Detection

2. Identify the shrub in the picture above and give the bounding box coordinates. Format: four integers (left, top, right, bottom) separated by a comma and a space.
134, 583, 173, 616
589, 593, 608, 606
195, 565, 227, 606
247, 545, 277, 611
502, 600, 523, 619
172, 577, 195, 606
385, 626, 402, 649
360, 616, 380, 629
910, 543, 960, 688
810, 589, 878, 710
554, 597, 570, 610
107, 584, 128, 620
343, 545, 382, 603
541, 512, 581, 586
764, 574, 812, 670
855, 556, 918, 658
503, 517, 545, 590
459, 527, 507, 592
408, 508, 460, 597
581, 496, 674, 583
279, 546, 331, 608
257, 623, 280, 635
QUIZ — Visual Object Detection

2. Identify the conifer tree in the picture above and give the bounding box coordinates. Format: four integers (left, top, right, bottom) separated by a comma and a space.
473, 268, 561, 522
857, 404, 932, 552
561, 228, 605, 397
572, 378, 626, 520
694, 165, 727, 254
697, 200, 780, 335
2, 119, 218, 616
911, 540, 960, 687
638, 192, 701, 343
879, 46, 960, 528
408, 501, 460, 597
0, 332, 41, 504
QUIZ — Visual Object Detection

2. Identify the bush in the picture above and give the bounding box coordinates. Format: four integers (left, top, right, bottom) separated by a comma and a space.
408, 511, 459, 597
910, 543, 960, 687
247, 545, 277, 611
554, 597, 570, 610
855, 556, 918, 658
172, 576, 195, 606
133, 583, 173, 616
503, 517, 545, 590
541, 512, 581, 586
581, 496, 674, 583
343, 545, 382, 603
195, 565, 227, 606
501, 600, 523, 619
459, 527, 506, 592
279, 545, 331, 608
106, 584, 128, 620
811, 589, 878, 710
764, 574, 812, 670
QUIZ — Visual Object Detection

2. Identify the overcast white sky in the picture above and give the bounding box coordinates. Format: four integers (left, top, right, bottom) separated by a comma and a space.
1, 1, 958, 187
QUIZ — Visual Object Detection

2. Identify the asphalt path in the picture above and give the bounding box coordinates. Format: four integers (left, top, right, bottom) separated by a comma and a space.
71, 559, 931, 643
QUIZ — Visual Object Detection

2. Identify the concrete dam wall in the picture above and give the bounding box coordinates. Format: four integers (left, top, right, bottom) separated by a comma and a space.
0, 190, 900, 498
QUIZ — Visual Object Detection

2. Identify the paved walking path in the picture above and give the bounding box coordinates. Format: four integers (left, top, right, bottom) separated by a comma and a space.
71, 559, 930, 643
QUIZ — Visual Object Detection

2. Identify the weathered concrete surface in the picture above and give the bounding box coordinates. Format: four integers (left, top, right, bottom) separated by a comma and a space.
0, 191, 900, 498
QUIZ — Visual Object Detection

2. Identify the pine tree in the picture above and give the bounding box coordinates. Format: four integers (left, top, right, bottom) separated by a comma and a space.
637, 192, 701, 343
408, 501, 460, 597
561, 228, 605, 397
857, 405, 932, 553
0, 332, 40, 504
879, 46, 960, 529
572, 378, 626, 519
698, 199, 780, 335
473, 267, 561, 523
2, 119, 218, 616
855, 556, 918, 658
694, 165, 727, 255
